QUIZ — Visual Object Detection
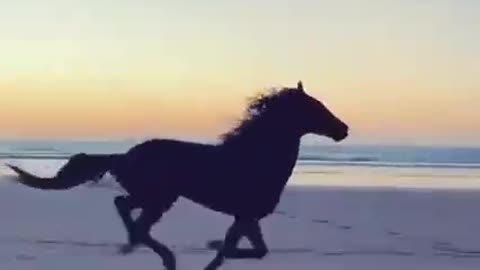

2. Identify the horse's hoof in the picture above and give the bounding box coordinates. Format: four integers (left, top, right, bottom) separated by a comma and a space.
117, 244, 136, 255
206, 240, 223, 250
204, 254, 225, 270
163, 254, 177, 270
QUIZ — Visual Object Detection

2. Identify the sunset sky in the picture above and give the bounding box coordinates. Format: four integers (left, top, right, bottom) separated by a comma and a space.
0, 0, 478, 145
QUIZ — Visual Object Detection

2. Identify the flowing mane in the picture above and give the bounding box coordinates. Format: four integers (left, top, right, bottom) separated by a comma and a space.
220, 87, 299, 145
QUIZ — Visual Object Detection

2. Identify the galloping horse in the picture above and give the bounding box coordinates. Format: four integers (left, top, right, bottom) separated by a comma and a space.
8, 81, 349, 269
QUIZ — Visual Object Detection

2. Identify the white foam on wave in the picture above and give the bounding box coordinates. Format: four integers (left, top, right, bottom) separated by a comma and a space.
2, 158, 480, 191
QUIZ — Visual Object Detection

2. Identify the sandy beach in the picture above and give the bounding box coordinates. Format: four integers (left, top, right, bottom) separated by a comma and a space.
1, 159, 480, 270
1, 0, 479, 268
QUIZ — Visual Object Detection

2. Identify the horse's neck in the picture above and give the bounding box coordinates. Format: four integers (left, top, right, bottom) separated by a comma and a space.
264, 134, 301, 180
233, 130, 301, 178
250, 132, 301, 204
262, 134, 300, 163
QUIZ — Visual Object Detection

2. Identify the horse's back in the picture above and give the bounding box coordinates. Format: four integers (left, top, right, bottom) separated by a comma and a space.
115, 138, 290, 218
116, 139, 220, 194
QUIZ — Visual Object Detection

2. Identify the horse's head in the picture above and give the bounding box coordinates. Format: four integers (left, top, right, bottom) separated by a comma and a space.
220, 81, 349, 145
288, 81, 349, 142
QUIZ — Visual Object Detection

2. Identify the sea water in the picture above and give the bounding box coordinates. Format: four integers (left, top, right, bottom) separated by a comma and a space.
1, 139, 480, 189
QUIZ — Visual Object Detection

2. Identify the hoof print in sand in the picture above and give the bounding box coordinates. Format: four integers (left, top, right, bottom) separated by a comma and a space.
15, 254, 36, 261
323, 249, 415, 257
432, 241, 480, 257
312, 219, 329, 224
386, 230, 402, 237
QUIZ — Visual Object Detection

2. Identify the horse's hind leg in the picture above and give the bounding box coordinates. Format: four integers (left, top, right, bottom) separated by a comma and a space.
134, 207, 176, 270
114, 195, 141, 254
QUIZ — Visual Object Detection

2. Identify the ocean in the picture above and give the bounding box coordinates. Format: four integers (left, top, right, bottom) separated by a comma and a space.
1, 139, 480, 189
1, 139, 480, 169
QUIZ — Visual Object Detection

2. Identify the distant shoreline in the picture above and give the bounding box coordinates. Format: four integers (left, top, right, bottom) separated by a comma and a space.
1, 140, 480, 170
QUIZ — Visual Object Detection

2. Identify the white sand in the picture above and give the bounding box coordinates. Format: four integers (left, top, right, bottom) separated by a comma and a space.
1, 160, 480, 269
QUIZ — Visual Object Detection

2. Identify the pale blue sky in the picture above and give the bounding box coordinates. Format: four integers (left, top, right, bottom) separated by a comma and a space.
0, 0, 479, 145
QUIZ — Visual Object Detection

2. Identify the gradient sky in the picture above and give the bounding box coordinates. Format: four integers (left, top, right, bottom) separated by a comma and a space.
0, 0, 479, 145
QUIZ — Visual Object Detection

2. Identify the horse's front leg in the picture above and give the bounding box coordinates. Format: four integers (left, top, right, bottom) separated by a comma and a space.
223, 219, 268, 259
204, 219, 269, 270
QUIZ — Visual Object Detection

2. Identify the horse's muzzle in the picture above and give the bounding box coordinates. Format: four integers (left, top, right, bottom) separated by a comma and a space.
332, 124, 349, 142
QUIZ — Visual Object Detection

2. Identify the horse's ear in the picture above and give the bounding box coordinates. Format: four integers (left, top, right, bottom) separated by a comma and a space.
297, 81, 304, 92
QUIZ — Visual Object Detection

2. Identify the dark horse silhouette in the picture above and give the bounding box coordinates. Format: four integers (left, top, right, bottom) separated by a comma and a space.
7, 81, 348, 270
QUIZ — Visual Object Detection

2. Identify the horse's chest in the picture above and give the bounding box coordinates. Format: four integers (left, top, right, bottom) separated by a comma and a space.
179, 142, 300, 218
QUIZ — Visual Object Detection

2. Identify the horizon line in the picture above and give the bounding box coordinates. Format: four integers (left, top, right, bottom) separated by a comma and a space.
0, 137, 479, 149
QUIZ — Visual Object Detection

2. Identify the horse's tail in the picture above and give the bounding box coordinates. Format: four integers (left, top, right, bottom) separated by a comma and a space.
6, 153, 123, 190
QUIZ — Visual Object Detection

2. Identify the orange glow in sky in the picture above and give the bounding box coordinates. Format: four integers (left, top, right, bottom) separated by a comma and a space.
0, 1, 479, 145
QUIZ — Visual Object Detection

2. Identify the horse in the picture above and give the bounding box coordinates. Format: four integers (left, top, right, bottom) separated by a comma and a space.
7, 81, 349, 270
